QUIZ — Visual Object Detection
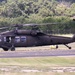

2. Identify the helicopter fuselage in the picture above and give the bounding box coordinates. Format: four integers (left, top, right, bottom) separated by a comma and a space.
0, 30, 74, 51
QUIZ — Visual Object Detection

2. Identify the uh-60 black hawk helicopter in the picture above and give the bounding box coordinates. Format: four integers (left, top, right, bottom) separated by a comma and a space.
0, 22, 75, 51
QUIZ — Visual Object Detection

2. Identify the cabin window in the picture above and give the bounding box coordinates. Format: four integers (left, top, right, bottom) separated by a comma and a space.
0, 35, 1, 42
0, 39, 1, 42
21, 36, 26, 42
0, 37, 1, 42
15, 36, 20, 43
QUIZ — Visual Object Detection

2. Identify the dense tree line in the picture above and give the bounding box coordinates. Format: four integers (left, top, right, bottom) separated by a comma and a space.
57, 0, 75, 2
0, 0, 75, 34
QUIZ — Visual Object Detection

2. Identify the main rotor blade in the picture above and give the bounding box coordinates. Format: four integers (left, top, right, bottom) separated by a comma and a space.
0, 22, 62, 30
0, 27, 8, 30
21, 23, 58, 27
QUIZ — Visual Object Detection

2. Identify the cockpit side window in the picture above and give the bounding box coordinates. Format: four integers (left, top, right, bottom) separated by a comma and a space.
4, 37, 11, 43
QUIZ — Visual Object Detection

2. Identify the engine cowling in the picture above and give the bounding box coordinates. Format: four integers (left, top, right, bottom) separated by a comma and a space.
30, 31, 37, 36
15, 30, 37, 35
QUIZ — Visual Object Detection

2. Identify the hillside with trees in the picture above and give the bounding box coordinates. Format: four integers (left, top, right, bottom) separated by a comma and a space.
0, 0, 75, 34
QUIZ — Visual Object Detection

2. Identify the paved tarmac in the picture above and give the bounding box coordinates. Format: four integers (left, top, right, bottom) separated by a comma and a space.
0, 49, 75, 58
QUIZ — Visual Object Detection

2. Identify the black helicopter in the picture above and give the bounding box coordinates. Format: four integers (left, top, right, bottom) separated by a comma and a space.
0, 23, 75, 51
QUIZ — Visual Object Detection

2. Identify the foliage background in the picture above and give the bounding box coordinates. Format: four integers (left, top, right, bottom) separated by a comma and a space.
0, 0, 75, 34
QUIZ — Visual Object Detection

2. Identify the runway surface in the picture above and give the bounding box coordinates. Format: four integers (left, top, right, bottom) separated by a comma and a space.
0, 49, 75, 58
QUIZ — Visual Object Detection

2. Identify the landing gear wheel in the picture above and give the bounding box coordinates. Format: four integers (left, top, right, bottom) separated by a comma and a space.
11, 49, 15, 51
11, 45, 15, 51
3, 48, 9, 51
